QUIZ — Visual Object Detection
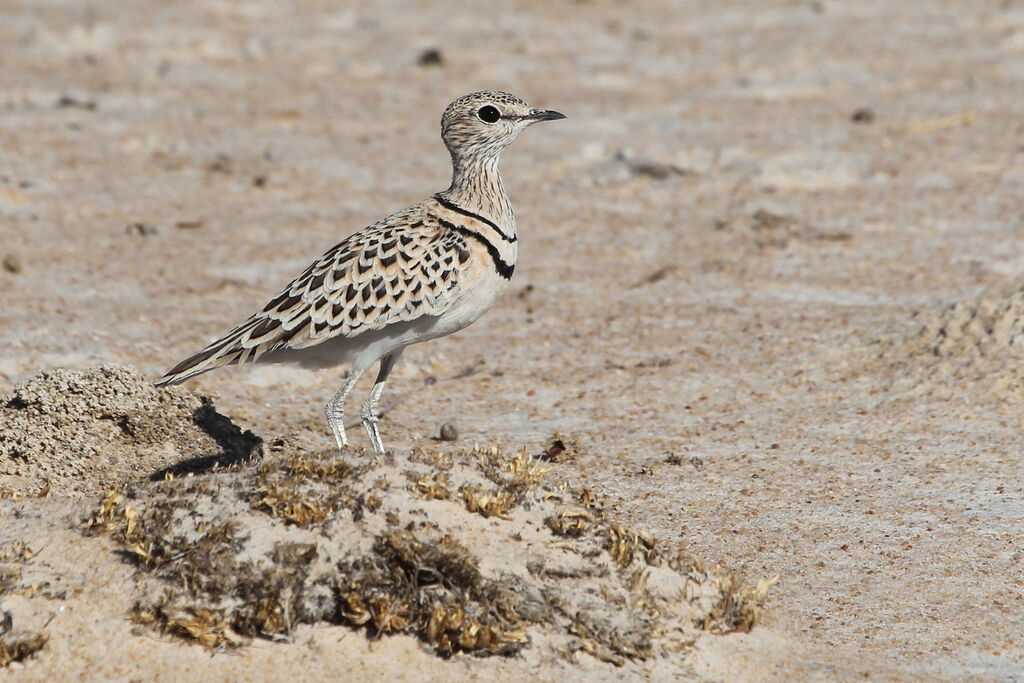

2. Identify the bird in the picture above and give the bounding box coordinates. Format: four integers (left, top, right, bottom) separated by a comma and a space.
154, 91, 565, 453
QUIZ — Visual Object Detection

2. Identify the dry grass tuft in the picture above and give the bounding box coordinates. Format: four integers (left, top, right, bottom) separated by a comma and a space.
461, 486, 515, 519
133, 602, 244, 649
285, 455, 352, 481
0, 632, 48, 667
702, 572, 779, 634
606, 522, 658, 567
414, 472, 451, 500
337, 528, 528, 656
0, 541, 48, 666
546, 509, 593, 537
254, 480, 332, 526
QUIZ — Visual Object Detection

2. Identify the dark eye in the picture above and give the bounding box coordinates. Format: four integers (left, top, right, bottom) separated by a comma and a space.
477, 105, 501, 123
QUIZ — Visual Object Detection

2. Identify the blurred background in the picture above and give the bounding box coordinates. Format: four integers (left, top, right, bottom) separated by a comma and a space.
1, 1, 1020, 387
2, 0, 1023, 678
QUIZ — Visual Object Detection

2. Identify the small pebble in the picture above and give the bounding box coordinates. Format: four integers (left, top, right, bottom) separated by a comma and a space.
56, 94, 96, 111
2, 254, 23, 274
439, 422, 458, 442
126, 223, 158, 236
851, 107, 875, 124
417, 48, 444, 67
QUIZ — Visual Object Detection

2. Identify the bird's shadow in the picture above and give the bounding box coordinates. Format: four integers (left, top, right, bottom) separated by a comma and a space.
149, 404, 264, 481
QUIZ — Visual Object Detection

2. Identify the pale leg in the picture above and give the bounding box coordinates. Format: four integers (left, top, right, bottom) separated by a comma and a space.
325, 363, 369, 450
360, 349, 404, 453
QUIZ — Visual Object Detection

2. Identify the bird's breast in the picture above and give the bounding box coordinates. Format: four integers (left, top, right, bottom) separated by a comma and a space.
419, 246, 514, 341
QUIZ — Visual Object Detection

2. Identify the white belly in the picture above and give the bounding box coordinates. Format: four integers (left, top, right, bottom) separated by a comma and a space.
420, 270, 510, 340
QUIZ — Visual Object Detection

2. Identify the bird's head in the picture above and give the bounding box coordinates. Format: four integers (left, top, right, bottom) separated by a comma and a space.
440, 90, 565, 162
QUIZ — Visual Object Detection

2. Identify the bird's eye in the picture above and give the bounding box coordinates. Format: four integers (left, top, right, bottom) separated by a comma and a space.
477, 105, 501, 123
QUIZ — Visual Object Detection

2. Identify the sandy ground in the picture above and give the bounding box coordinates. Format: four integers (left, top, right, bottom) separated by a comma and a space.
2, 0, 1024, 680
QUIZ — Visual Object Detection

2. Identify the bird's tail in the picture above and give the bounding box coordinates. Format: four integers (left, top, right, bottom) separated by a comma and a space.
154, 319, 263, 387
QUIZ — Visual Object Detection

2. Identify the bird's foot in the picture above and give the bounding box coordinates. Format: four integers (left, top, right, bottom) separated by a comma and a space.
360, 407, 384, 454
326, 408, 348, 451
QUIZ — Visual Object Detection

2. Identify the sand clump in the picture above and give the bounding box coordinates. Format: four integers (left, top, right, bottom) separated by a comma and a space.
0, 364, 262, 497
880, 286, 1024, 398
916, 286, 1024, 361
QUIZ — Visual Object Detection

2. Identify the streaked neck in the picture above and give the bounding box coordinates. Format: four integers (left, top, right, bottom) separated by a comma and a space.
439, 154, 515, 237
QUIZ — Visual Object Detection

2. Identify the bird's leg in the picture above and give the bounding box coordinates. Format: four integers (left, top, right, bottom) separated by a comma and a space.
325, 365, 368, 450
360, 349, 404, 453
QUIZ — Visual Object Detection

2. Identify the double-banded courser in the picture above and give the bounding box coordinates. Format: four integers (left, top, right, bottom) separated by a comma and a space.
155, 91, 564, 452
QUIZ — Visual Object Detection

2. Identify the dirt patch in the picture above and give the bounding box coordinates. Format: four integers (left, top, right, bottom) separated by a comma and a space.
0, 364, 262, 497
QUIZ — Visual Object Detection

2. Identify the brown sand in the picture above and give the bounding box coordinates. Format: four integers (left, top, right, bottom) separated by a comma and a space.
2, 0, 1024, 680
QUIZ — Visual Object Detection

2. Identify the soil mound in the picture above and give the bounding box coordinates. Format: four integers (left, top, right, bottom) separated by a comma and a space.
0, 364, 262, 497
89, 441, 774, 668
896, 286, 1024, 397
916, 286, 1024, 360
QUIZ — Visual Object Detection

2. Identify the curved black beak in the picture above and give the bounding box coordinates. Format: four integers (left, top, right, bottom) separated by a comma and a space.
525, 108, 566, 122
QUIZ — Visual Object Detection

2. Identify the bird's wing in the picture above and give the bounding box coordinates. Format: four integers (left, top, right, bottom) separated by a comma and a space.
156, 205, 470, 384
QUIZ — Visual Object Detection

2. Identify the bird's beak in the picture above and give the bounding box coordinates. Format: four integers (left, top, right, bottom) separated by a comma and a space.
525, 108, 566, 122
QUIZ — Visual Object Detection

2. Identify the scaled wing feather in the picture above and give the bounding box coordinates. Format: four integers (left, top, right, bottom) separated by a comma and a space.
160, 204, 469, 386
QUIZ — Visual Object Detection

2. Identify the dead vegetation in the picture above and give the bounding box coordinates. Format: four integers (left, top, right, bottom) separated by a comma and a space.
0, 541, 48, 667
0, 631, 47, 668
338, 528, 528, 655
88, 438, 775, 663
